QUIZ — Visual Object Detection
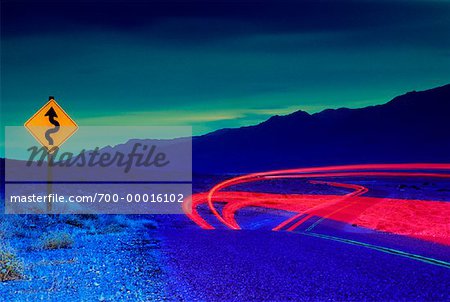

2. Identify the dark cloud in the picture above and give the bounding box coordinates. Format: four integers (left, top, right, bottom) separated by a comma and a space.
2, 0, 449, 41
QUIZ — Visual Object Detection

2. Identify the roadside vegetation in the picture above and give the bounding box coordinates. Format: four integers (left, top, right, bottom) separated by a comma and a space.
38, 231, 74, 250
0, 214, 156, 283
0, 243, 24, 282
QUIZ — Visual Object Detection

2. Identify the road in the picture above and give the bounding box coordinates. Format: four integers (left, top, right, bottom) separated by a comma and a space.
160, 228, 450, 301
168, 163, 450, 300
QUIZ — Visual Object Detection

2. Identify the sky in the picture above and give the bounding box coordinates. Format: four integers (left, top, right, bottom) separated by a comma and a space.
1, 0, 450, 155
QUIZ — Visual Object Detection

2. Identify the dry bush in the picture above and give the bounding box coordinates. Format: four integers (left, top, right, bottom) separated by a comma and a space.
38, 231, 74, 250
0, 243, 24, 282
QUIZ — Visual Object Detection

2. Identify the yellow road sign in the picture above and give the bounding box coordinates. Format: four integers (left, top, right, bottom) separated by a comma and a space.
24, 97, 78, 152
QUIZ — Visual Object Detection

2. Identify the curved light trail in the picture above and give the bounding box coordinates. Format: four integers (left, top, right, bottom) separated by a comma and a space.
183, 163, 450, 247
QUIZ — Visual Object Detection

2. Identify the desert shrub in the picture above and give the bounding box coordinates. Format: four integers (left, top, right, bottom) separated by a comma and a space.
63, 216, 85, 228
143, 220, 158, 230
95, 215, 130, 234
38, 231, 74, 250
0, 244, 24, 282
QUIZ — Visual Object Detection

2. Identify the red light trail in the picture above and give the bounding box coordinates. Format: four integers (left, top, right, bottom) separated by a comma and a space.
183, 164, 450, 246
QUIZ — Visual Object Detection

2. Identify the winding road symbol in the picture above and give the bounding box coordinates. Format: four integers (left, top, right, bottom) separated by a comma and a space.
44, 107, 60, 145
24, 97, 78, 152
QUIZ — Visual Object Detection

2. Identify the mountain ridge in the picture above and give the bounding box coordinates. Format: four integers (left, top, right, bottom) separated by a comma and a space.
193, 83, 450, 173
203, 84, 450, 137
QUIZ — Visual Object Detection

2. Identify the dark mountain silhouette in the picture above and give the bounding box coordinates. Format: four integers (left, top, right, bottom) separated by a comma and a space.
193, 84, 450, 173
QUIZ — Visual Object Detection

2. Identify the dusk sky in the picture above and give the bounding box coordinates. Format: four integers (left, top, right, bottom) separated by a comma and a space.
2, 0, 450, 144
